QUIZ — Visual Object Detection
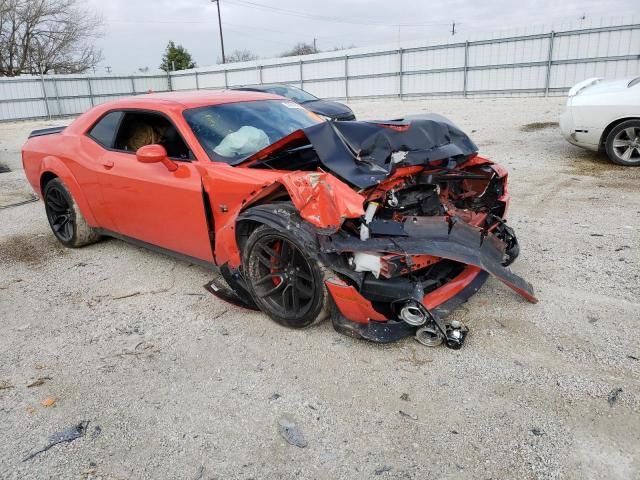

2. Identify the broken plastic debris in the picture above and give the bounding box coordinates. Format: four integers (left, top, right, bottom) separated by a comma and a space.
277, 416, 307, 448
608, 387, 623, 407
398, 410, 418, 420
40, 397, 57, 407
23, 421, 89, 461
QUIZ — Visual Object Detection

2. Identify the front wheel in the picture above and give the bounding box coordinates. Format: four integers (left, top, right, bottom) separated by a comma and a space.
605, 120, 640, 166
242, 224, 330, 329
44, 178, 100, 247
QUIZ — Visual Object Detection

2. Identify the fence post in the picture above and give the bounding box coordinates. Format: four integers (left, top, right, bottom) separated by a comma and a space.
344, 55, 349, 100
38, 72, 51, 119
299, 60, 303, 89
195, 71, 200, 90
463, 40, 469, 97
166, 69, 173, 91
52, 76, 62, 117
130, 76, 136, 95
224, 69, 228, 88
398, 48, 403, 99
86, 76, 94, 107
544, 31, 555, 97
259, 65, 263, 84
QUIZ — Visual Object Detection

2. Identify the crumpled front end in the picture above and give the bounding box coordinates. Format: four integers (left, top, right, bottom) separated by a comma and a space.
314, 156, 536, 348
231, 115, 537, 348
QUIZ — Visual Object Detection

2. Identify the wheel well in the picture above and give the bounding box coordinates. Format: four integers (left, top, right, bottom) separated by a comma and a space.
235, 189, 292, 251
40, 171, 58, 193
600, 117, 640, 148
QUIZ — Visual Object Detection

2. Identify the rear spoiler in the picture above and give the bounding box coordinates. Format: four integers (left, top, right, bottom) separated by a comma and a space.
28, 126, 66, 138
567, 77, 602, 97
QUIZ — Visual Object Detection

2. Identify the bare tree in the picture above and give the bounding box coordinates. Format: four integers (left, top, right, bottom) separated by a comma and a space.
222, 49, 258, 63
280, 42, 318, 57
0, 0, 103, 76
330, 44, 356, 52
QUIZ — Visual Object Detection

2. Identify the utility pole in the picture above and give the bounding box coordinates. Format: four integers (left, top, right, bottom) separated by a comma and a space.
313, 37, 317, 53
211, 0, 226, 63
451, 21, 456, 36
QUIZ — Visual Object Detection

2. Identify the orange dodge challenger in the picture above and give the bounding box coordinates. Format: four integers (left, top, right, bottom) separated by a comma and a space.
22, 90, 536, 349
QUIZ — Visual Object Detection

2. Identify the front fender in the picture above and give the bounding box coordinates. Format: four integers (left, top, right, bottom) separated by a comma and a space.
39, 156, 98, 226
199, 165, 365, 268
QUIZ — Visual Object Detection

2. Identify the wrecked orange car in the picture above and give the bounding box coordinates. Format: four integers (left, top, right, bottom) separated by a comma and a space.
21, 90, 536, 349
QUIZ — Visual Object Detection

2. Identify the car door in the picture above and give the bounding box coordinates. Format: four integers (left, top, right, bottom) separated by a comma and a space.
93, 109, 213, 262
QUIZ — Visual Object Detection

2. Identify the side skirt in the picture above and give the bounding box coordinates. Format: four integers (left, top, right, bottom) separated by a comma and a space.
95, 229, 217, 271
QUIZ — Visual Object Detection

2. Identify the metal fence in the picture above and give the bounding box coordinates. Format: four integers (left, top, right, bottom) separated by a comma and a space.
1, 18, 639, 122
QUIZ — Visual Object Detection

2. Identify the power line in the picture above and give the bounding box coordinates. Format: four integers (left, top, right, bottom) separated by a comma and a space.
224, 0, 450, 27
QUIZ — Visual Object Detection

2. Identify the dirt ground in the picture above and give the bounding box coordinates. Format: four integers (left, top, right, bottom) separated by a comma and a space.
0, 97, 638, 480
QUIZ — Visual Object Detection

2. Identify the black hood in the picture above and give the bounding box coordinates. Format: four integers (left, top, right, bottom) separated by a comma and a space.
302, 99, 353, 118
303, 114, 478, 189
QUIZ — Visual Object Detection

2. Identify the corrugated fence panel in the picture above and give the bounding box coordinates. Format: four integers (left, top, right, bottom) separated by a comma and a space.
133, 76, 168, 93
348, 76, 399, 97
227, 69, 259, 86
468, 66, 547, 92
57, 97, 92, 116
0, 98, 47, 120
0, 79, 42, 100
469, 37, 550, 66
403, 46, 465, 72
553, 29, 640, 60
197, 71, 226, 89
303, 80, 346, 99
198, 72, 225, 88
90, 77, 131, 95
550, 58, 640, 89
303, 60, 344, 80
54, 78, 91, 97
1, 22, 638, 121
403, 71, 464, 94
262, 63, 299, 83
349, 53, 399, 76
171, 74, 198, 91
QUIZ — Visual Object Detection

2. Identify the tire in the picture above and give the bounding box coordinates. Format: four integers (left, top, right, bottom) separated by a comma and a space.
43, 178, 101, 248
605, 120, 640, 166
242, 223, 330, 329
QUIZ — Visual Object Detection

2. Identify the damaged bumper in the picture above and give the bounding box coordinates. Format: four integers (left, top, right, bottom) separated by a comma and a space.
320, 215, 535, 347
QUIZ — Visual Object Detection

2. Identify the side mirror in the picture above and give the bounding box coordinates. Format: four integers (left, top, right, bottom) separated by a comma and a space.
136, 144, 178, 172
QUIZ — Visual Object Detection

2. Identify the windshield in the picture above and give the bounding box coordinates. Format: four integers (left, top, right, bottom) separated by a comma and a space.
183, 100, 322, 163
260, 85, 318, 103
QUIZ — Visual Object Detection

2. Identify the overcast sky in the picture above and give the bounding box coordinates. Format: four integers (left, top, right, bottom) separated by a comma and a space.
85, 0, 637, 74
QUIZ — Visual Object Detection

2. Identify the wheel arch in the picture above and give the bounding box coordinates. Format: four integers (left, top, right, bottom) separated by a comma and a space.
600, 116, 640, 148
39, 157, 99, 226
235, 193, 296, 253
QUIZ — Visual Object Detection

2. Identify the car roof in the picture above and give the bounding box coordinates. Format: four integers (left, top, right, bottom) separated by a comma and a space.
102, 89, 283, 109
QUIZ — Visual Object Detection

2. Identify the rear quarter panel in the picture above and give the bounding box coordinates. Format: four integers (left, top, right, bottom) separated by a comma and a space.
22, 132, 100, 226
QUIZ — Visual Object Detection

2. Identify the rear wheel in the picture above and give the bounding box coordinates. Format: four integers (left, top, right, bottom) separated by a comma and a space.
605, 120, 640, 166
242, 224, 330, 328
44, 178, 100, 247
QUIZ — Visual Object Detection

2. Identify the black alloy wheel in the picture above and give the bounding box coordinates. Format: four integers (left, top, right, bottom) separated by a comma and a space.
243, 224, 329, 329
45, 182, 74, 243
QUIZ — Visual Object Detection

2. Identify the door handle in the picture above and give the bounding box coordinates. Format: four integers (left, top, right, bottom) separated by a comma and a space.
102, 159, 114, 169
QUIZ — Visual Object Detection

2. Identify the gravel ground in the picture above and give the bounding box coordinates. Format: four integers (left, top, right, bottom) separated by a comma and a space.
1, 97, 639, 480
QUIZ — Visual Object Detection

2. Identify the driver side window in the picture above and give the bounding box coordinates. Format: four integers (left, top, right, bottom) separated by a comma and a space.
114, 111, 192, 160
